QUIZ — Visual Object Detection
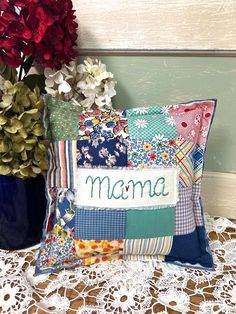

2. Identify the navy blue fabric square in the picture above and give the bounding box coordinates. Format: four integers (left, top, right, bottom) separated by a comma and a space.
76, 139, 127, 167
75, 209, 126, 240
165, 226, 213, 269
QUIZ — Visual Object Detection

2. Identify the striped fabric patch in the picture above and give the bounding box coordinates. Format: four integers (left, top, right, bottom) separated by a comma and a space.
46, 141, 77, 189
176, 140, 195, 187
124, 237, 173, 256
124, 254, 165, 262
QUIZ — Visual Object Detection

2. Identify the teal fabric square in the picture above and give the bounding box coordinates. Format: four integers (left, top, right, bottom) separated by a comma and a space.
127, 106, 163, 116
127, 111, 176, 140
126, 207, 175, 239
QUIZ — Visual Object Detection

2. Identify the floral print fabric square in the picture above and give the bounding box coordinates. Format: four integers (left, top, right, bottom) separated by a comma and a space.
45, 96, 128, 142
127, 139, 177, 169
78, 108, 128, 141
77, 139, 127, 168
36, 99, 217, 274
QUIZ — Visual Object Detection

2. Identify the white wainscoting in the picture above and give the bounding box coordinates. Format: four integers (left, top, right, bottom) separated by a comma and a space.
74, 0, 236, 51
202, 172, 236, 219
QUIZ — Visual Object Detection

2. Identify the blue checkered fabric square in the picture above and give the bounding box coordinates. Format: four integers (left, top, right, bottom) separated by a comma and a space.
75, 209, 126, 240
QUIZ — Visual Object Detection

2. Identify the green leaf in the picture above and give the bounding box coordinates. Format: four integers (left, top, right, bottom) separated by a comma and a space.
10, 68, 17, 83
0, 63, 17, 83
0, 64, 7, 75
23, 74, 45, 92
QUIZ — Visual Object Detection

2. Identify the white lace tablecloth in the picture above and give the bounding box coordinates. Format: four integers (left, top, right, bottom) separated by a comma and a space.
0, 214, 235, 314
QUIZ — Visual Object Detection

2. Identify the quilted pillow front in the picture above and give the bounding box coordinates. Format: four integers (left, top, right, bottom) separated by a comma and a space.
36, 97, 217, 274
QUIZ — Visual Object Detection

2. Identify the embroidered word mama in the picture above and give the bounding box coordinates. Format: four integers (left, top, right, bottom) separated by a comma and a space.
76, 168, 178, 208
86, 175, 169, 200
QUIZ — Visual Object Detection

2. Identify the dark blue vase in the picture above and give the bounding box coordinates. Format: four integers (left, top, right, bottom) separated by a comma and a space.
0, 174, 47, 250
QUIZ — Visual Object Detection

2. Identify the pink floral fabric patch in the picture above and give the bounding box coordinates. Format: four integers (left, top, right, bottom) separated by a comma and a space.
169, 100, 215, 146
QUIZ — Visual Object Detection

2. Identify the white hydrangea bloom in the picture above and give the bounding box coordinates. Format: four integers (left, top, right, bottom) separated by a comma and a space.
44, 58, 116, 110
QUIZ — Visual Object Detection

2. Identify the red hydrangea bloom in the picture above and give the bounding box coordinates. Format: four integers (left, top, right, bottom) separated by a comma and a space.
0, 2, 27, 67
0, 0, 78, 69
10, 0, 40, 7
0, 0, 10, 11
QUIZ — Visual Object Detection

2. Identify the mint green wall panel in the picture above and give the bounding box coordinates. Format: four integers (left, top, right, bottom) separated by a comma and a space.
80, 56, 236, 173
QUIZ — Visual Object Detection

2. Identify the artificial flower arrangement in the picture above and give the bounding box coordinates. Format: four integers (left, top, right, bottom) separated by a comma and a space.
0, 0, 117, 179
0, 0, 78, 179
44, 57, 116, 109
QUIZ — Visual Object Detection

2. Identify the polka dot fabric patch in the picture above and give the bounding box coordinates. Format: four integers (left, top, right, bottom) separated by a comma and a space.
169, 100, 215, 146
36, 98, 217, 274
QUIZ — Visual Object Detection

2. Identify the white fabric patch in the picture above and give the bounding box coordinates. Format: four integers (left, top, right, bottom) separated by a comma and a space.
76, 167, 179, 208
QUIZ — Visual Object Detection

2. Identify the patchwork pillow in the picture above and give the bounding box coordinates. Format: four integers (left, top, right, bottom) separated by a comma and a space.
36, 97, 217, 274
